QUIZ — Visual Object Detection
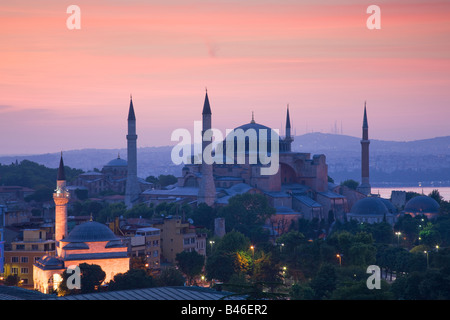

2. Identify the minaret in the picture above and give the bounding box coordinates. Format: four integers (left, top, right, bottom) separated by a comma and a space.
125, 95, 140, 208
198, 90, 216, 206
54, 153, 69, 256
284, 104, 293, 152
357, 102, 371, 196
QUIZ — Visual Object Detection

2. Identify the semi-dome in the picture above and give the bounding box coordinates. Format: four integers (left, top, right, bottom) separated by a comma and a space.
404, 195, 440, 215
64, 221, 118, 243
105, 157, 128, 167
350, 197, 389, 216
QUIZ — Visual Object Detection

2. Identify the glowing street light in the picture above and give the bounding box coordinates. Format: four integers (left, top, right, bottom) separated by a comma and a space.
336, 254, 342, 266
395, 231, 402, 246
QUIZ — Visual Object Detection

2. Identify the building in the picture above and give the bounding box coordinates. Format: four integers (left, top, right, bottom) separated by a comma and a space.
71, 155, 151, 198
3, 229, 55, 287
0, 205, 5, 274
143, 91, 350, 234
0, 186, 35, 205
33, 155, 130, 294
152, 216, 207, 264
130, 227, 161, 271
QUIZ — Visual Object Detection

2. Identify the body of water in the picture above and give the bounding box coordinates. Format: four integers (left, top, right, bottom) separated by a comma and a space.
372, 187, 450, 201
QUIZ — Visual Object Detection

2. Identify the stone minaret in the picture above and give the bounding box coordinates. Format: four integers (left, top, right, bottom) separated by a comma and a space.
198, 90, 216, 206
357, 102, 371, 196
284, 105, 293, 152
125, 95, 140, 208
54, 153, 69, 256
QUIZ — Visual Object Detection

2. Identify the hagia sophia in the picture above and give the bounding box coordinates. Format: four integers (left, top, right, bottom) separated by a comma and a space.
30, 91, 441, 293
69, 91, 442, 226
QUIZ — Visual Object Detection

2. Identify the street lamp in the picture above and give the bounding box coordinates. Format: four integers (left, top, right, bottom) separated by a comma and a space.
336, 254, 342, 267
424, 250, 429, 269
250, 245, 255, 259
395, 231, 401, 246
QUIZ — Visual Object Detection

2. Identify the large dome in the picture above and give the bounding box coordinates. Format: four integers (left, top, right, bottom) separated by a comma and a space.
350, 197, 389, 216
65, 221, 118, 243
404, 195, 440, 214
219, 121, 282, 161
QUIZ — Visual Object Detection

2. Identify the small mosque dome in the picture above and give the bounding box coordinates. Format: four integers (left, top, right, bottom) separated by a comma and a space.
350, 197, 389, 216
404, 195, 440, 215
64, 221, 118, 243
105, 157, 127, 167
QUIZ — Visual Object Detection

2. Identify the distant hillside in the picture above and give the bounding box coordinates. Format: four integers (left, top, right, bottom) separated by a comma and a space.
1, 133, 450, 186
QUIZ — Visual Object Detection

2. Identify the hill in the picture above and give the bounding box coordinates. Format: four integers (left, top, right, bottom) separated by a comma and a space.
1, 133, 449, 186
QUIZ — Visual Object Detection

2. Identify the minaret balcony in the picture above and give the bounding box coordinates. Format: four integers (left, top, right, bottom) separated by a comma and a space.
53, 192, 70, 199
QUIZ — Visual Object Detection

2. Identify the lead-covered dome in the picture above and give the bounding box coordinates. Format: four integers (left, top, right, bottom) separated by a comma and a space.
404, 195, 440, 215
350, 197, 389, 216
64, 221, 118, 243
105, 157, 127, 167
218, 120, 282, 162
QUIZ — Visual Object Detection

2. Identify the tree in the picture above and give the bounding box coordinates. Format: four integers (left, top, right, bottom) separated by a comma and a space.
74, 188, 88, 201
156, 267, 185, 287
176, 251, 205, 285
205, 231, 252, 283
290, 283, 315, 300
340, 179, 359, 190
191, 202, 216, 230
4, 274, 20, 286
218, 193, 275, 242
108, 269, 155, 291
205, 251, 236, 283
419, 222, 441, 248
158, 174, 177, 187
428, 189, 443, 204
79, 263, 106, 294
214, 230, 251, 253
252, 252, 282, 292
309, 263, 337, 299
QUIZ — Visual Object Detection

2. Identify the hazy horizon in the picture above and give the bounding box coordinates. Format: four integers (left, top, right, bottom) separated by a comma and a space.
0, 131, 448, 157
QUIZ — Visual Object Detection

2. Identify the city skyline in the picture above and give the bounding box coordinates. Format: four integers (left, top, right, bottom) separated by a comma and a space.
1, 0, 449, 155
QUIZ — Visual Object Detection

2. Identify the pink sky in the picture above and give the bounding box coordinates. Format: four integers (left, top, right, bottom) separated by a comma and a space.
0, 0, 449, 155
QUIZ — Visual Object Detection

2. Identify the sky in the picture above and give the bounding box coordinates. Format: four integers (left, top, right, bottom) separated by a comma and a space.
0, 0, 449, 155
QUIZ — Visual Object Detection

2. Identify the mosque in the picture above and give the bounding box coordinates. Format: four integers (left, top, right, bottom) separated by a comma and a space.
142, 92, 361, 230
33, 156, 130, 294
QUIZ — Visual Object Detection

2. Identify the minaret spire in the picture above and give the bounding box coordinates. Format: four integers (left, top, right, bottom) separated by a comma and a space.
198, 90, 216, 207
357, 101, 371, 196
284, 104, 293, 152
57, 151, 66, 181
125, 95, 140, 208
